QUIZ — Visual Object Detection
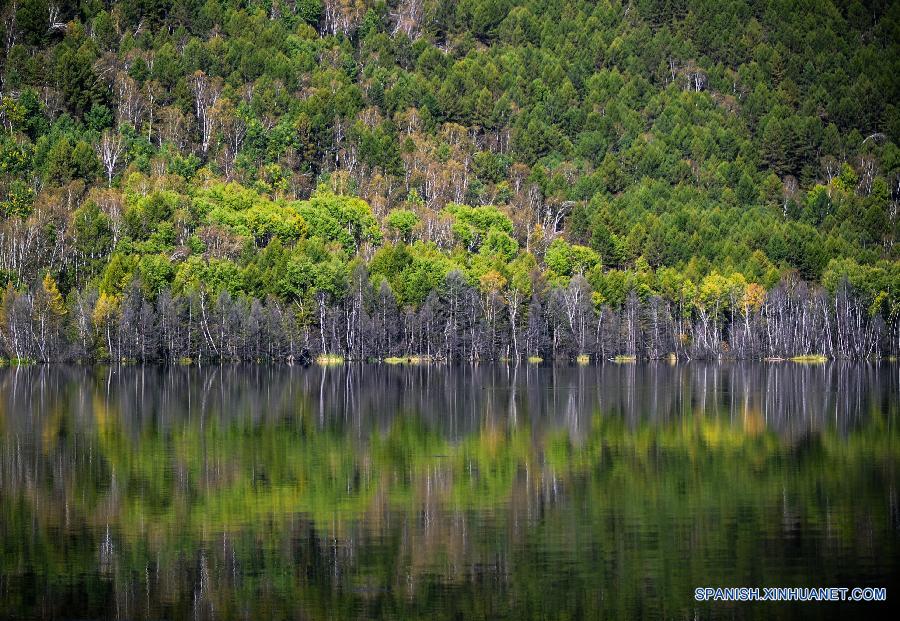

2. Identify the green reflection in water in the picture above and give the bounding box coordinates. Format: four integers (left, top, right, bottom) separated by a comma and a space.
1, 364, 897, 620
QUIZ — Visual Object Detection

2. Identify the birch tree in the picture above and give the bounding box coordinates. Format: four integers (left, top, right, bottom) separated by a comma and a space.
95, 129, 125, 186
188, 71, 222, 155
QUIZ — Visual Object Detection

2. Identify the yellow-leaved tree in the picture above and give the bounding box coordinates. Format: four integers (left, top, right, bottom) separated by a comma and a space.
92, 293, 120, 361
33, 273, 68, 360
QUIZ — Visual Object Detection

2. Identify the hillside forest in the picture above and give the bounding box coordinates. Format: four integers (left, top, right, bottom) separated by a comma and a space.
0, 0, 897, 362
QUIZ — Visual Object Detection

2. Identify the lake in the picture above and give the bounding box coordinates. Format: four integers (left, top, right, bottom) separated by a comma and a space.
0, 363, 897, 619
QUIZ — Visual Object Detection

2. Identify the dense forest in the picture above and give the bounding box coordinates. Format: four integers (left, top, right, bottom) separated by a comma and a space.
0, 0, 897, 362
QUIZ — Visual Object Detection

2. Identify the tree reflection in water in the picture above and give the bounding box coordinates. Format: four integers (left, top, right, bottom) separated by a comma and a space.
0, 363, 897, 619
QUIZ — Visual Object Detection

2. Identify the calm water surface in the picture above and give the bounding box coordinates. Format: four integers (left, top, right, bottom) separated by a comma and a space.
0, 363, 898, 620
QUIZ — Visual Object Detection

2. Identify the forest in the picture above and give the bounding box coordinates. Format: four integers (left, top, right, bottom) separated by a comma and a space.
0, 0, 897, 362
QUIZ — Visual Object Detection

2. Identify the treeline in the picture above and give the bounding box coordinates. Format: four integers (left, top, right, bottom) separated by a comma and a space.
1, 266, 894, 362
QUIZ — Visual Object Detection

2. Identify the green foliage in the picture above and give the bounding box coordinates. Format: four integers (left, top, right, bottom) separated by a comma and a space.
0, 180, 35, 218
480, 228, 519, 262
201, 183, 308, 245
445, 203, 513, 251
385, 209, 419, 242
0, 0, 896, 339
370, 241, 459, 306
124, 191, 180, 240
137, 254, 175, 297
55, 40, 105, 118
545, 238, 600, 279
43, 136, 99, 184
73, 201, 113, 262
296, 192, 381, 252
99, 253, 139, 296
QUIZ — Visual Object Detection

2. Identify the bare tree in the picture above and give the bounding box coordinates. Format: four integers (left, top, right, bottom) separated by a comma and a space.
681, 61, 707, 92
667, 57, 678, 83
47, 3, 68, 32
157, 105, 189, 150
144, 80, 162, 143
3, 2, 17, 58
506, 287, 523, 361
782, 175, 799, 217
820, 155, 841, 189
95, 129, 125, 186
214, 98, 246, 179
392, 0, 424, 39
188, 71, 222, 155
856, 154, 877, 196
562, 275, 592, 354
541, 200, 574, 248
323, 0, 367, 36
114, 72, 145, 128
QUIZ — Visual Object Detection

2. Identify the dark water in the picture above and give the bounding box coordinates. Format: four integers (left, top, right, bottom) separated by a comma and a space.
0, 363, 897, 620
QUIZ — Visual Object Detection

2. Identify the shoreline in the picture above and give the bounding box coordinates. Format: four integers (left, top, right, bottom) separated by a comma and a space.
1, 355, 894, 367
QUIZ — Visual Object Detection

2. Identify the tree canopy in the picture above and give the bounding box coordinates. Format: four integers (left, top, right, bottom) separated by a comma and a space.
0, 0, 897, 361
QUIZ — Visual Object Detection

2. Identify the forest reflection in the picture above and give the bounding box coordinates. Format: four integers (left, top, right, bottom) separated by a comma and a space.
1, 363, 897, 620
